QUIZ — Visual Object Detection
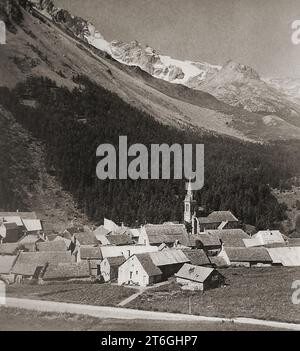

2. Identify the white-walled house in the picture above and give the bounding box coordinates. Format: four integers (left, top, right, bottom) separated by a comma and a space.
118, 253, 162, 287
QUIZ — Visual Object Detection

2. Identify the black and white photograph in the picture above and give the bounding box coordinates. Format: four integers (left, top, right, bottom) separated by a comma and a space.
1, 0, 300, 335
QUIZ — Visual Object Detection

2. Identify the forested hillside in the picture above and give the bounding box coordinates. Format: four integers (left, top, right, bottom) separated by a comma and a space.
1, 76, 300, 230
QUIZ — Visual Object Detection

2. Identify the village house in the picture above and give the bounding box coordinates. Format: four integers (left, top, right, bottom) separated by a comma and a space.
175, 264, 225, 291
100, 245, 158, 260
181, 249, 212, 267
224, 247, 273, 267
189, 233, 221, 255
41, 261, 91, 282
11, 251, 72, 281
138, 223, 190, 247
266, 247, 300, 266
36, 240, 68, 252
118, 249, 189, 287
244, 230, 287, 248
0, 255, 18, 283
80, 246, 102, 275
100, 256, 126, 282
206, 229, 250, 248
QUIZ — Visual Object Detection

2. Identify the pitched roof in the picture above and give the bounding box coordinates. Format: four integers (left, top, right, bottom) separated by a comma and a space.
3, 222, 18, 230
0, 243, 19, 255
106, 256, 126, 267
207, 211, 239, 223
190, 234, 221, 247
225, 247, 273, 263
252, 230, 285, 245
210, 255, 230, 268
207, 229, 250, 247
43, 261, 90, 280
0, 212, 37, 226
74, 232, 99, 245
0, 216, 23, 227
12, 251, 72, 276
22, 219, 42, 232
80, 246, 102, 260
175, 264, 215, 283
149, 249, 189, 267
0, 255, 17, 274
36, 240, 67, 252
144, 224, 190, 246
106, 233, 133, 246
135, 253, 162, 276
93, 225, 111, 245
129, 228, 141, 238
18, 234, 44, 246
267, 247, 300, 266
181, 249, 211, 266
100, 245, 158, 259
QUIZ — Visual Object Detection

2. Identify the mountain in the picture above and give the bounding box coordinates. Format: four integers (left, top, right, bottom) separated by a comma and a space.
264, 77, 300, 104
1, 0, 300, 142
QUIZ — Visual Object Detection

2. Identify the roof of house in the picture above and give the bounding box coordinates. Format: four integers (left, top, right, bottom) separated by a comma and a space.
0, 243, 19, 255
0, 216, 23, 227
18, 234, 44, 246
207, 229, 250, 247
182, 249, 211, 266
36, 240, 67, 252
135, 253, 162, 277
252, 230, 285, 244
129, 228, 141, 238
80, 246, 103, 260
267, 247, 300, 266
42, 261, 90, 280
0, 255, 17, 274
149, 249, 189, 267
144, 224, 190, 246
74, 232, 99, 245
209, 255, 230, 268
175, 264, 215, 283
190, 234, 221, 247
105, 256, 126, 267
22, 219, 42, 232
106, 233, 133, 246
93, 225, 111, 245
207, 211, 239, 223
0, 212, 37, 225
100, 245, 158, 259
12, 251, 72, 276
45, 234, 59, 242
225, 247, 273, 263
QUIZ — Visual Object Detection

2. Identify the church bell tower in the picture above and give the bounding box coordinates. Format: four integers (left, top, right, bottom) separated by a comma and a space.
184, 179, 197, 224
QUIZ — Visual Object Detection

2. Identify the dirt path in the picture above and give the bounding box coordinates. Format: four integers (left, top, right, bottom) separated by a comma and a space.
4, 297, 300, 331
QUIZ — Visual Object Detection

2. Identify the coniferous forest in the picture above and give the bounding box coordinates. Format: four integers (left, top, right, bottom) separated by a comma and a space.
1, 76, 300, 229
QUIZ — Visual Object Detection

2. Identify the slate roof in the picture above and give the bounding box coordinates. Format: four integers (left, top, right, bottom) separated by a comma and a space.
74, 232, 99, 245
43, 261, 90, 280
0, 255, 17, 274
190, 234, 221, 247
149, 249, 189, 267
144, 224, 190, 246
181, 249, 211, 266
106, 233, 134, 246
105, 256, 126, 267
207, 229, 250, 247
12, 251, 72, 276
0, 243, 19, 255
207, 211, 239, 223
80, 246, 103, 260
36, 240, 67, 252
175, 264, 215, 283
225, 247, 272, 263
135, 253, 162, 276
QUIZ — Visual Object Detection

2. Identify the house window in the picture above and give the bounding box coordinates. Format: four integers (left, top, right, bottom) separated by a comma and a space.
185, 204, 189, 212
136, 271, 138, 275
130, 271, 133, 279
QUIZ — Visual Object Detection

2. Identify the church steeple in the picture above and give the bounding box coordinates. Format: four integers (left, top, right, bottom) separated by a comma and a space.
184, 178, 197, 224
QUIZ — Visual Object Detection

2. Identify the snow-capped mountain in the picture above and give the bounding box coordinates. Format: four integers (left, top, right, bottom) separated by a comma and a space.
264, 78, 300, 104
32, 0, 221, 85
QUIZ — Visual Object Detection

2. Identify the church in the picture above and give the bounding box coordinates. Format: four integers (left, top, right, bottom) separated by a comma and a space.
183, 179, 240, 234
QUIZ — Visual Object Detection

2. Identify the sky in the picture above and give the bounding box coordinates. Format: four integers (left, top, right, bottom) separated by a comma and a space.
55, 0, 300, 77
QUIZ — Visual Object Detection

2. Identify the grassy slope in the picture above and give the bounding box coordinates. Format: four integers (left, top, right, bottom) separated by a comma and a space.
128, 267, 300, 323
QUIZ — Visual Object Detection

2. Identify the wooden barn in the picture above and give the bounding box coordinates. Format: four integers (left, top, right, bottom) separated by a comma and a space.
175, 264, 225, 291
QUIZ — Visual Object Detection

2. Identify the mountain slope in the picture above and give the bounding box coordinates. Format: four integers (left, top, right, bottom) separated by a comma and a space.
0, 1, 300, 142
